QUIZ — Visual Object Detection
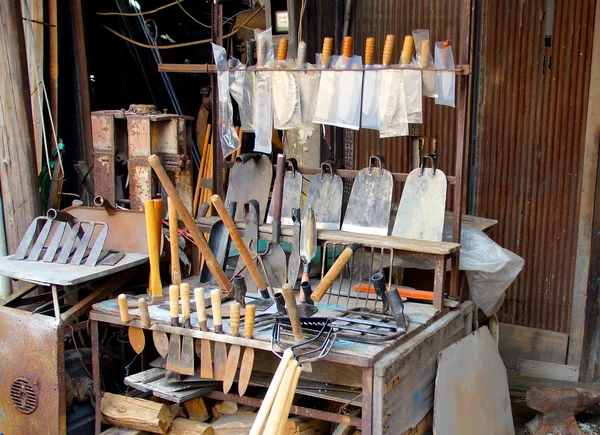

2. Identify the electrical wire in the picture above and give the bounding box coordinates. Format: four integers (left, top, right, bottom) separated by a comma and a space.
101, 6, 264, 49
177, 2, 211, 28
97, 0, 186, 16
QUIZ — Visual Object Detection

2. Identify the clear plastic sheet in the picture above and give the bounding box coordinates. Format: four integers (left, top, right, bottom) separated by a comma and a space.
272, 59, 302, 129
403, 69, 423, 124
297, 62, 320, 124
378, 67, 408, 138
396, 222, 524, 316
413, 29, 437, 98
211, 43, 240, 158
253, 28, 274, 153
312, 54, 339, 126
361, 64, 381, 130
435, 42, 456, 107
228, 58, 254, 132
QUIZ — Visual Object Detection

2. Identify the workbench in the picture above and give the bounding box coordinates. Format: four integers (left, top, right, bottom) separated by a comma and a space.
90, 292, 474, 434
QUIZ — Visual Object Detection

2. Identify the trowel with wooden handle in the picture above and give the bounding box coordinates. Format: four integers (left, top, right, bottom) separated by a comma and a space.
238, 304, 256, 396
165, 285, 181, 373
195, 287, 213, 379
179, 283, 195, 376
223, 302, 241, 394
118, 294, 145, 354
211, 289, 228, 381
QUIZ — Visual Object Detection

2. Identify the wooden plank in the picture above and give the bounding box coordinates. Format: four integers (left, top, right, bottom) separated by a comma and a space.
498, 323, 568, 370
371, 302, 473, 434
0, 0, 41, 254
570, 0, 600, 372
101, 392, 176, 434
167, 417, 213, 435
433, 327, 514, 435
515, 359, 579, 382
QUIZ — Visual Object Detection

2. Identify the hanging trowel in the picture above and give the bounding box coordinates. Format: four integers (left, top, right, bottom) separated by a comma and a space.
179, 283, 195, 376
165, 285, 181, 373
267, 158, 302, 226
300, 205, 317, 284
303, 160, 343, 230
287, 208, 302, 287
392, 154, 447, 241
313, 37, 335, 124
337, 36, 363, 128
272, 38, 300, 129
362, 36, 380, 129
342, 155, 393, 236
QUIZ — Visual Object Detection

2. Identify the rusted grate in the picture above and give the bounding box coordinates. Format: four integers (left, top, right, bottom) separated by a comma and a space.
10, 378, 38, 414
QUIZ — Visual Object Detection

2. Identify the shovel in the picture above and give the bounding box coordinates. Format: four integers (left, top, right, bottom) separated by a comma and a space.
341, 155, 393, 236
118, 294, 145, 354
267, 158, 302, 226
200, 201, 237, 284
262, 154, 288, 290
225, 153, 273, 223
392, 154, 447, 241
303, 160, 343, 230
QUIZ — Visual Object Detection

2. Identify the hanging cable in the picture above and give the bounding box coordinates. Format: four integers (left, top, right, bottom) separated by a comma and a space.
97, 0, 186, 17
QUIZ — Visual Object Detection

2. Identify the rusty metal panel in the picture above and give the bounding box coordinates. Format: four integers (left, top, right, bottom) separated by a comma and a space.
0, 306, 65, 433
91, 113, 116, 206
473, 0, 596, 332
352, 0, 463, 201
127, 116, 153, 210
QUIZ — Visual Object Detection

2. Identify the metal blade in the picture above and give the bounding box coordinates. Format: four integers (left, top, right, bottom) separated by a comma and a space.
69, 223, 96, 265
14, 217, 45, 260
42, 222, 66, 262
26, 219, 53, 261
180, 336, 195, 376
153, 330, 169, 358
223, 344, 241, 394
57, 223, 81, 264
213, 342, 228, 381
85, 223, 109, 266
198, 339, 213, 379
238, 347, 254, 396
166, 333, 181, 372
100, 250, 125, 266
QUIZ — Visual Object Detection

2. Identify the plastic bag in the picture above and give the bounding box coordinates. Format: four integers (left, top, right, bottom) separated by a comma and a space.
253, 28, 274, 153
312, 54, 338, 126
435, 41, 455, 107
412, 29, 437, 98
272, 59, 302, 129
228, 58, 254, 132
403, 69, 423, 123
361, 64, 381, 129
378, 67, 408, 138
335, 55, 363, 129
298, 63, 320, 124
395, 222, 524, 316
211, 43, 240, 158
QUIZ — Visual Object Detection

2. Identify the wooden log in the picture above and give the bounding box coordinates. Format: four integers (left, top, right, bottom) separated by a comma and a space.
100, 428, 151, 435
0, 0, 41, 254
101, 392, 176, 434
167, 418, 213, 435
212, 413, 256, 435
284, 416, 329, 434
184, 397, 209, 422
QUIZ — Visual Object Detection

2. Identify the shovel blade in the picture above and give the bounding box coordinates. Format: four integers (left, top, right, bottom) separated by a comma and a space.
198, 339, 213, 379
238, 347, 254, 396
267, 172, 303, 226
153, 330, 169, 358
304, 175, 343, 230
342, 167, 393, 236
223, 344, 241, 393
180, 336, 195, 376
165, 333, 181, 372
261, 243, 287, 289
213, 342, 228, 381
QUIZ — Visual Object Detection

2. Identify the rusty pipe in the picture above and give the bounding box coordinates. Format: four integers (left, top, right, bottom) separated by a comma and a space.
93, 195, 116, 215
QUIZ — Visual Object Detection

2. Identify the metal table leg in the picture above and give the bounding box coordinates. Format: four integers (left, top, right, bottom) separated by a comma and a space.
91, 319, 102, 434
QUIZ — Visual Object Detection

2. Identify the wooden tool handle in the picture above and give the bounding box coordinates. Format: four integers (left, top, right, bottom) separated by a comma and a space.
311, 245, 357, 302
168, 198, 181, 286
148, 155, 232, 293
244, 304, 256, 339
382, 34, 395, 65
180, 283, 191, 320
264, 359, 300, 435
321, 37, 333, 67
282, 284, 303, 343
210, 289, 222, 328
364, 37, 375, 65
194, 287, 206, 321
400, 35, 414, 65
230, 302, 240, 337
420, 39, 430, 67
169, 285, 179, 319
138, 298, 150, 328
341, 36, 352, 57
144, 200, 162, 297
211, 194, 267, 291
276, 363, 303, 435
249, 349, 294, 435
272, 154, 285, 242
277, 38, 288, 61
118, 294, 129, 323
152, 198, 163, 248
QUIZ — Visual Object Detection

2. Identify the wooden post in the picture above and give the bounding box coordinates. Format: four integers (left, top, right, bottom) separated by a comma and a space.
0, 0, 41, 255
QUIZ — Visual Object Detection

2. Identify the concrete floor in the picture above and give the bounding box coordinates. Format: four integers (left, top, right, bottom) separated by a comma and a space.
511, 396, 600, 434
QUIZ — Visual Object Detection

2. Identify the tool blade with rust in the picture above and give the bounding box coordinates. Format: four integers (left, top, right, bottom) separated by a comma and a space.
211, 289, 228, 381
165, 285, 181, 374
179, 283, 195, 376
223, 302, 241, 393
238, 304, 256, 396
195, 287, 213, 379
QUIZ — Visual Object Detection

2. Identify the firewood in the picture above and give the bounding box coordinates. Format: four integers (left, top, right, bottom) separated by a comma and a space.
101, 392, 176, 434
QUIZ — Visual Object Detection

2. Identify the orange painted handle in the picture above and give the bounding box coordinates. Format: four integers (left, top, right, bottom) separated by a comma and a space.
144, 200, 163, 297
311, 245, 357, 302
352, 284, 434, 301
400, 35, 414, 64
321, 37, 333, 67
148, 155, 231, 293
342, 36, 353, 57
244, 304, 256, 339
277, 39, 288, 61
364, 37, 375, 65
211, 194, 267, 291
382, 34, 395, 65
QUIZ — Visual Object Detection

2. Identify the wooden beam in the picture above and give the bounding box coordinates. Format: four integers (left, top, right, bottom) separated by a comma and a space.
101, 392, 176, 434
568, 0, 600, 373
0, 0, 41, 256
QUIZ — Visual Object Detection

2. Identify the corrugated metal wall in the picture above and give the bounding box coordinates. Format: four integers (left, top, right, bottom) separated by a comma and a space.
473, 0, 596, 332
352, 0, 464, 190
